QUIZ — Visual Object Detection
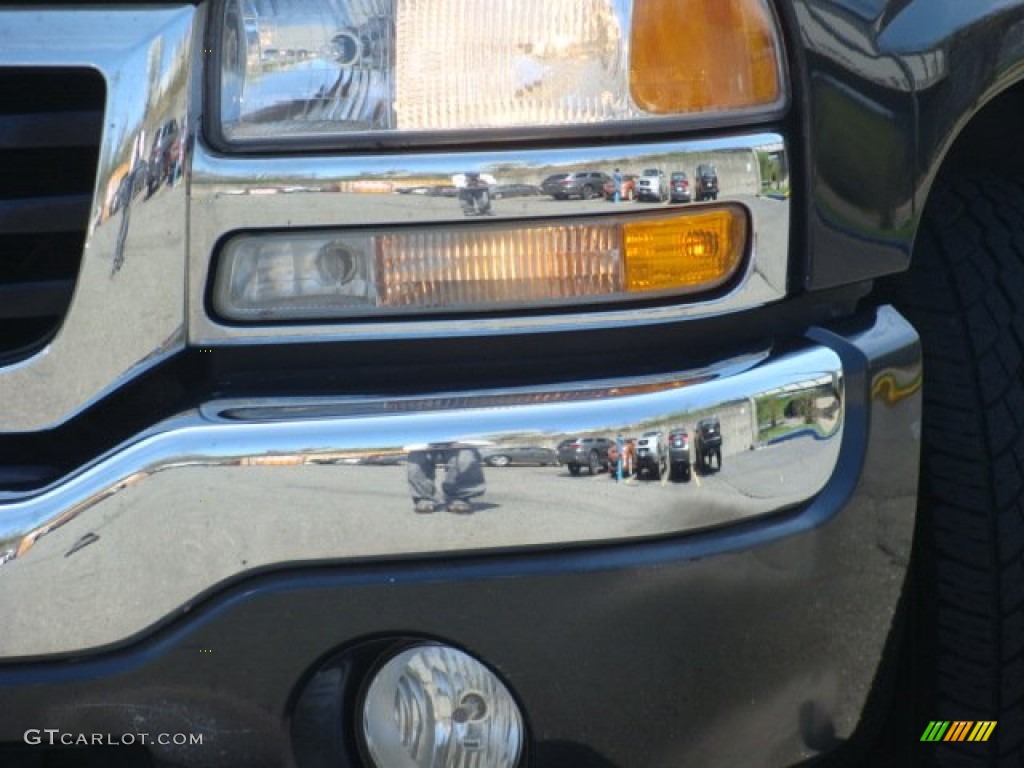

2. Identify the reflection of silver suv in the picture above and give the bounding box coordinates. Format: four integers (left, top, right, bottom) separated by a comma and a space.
635, 430, 668, 480
557, 436, 614, 476
540, 171, 612, 200
635, 168, 667, 202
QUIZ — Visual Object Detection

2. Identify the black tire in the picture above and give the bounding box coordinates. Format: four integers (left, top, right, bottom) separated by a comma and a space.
890, 173, 1024, 766
588, 450, 602, 475
568, 463, 581, 476
582, 184, 595, 200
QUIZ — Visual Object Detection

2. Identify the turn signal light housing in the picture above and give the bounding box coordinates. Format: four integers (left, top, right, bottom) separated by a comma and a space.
213, 206, 749, 322
630, 0, 783, 114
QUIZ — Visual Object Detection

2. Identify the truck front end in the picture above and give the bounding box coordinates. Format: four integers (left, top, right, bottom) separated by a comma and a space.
0, 2, 921, 766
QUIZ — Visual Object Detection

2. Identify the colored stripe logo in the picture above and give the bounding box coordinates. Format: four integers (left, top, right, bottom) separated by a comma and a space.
921, 721, 996, 742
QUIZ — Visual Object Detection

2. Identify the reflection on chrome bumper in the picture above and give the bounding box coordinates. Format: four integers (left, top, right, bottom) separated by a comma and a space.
0, 307, 919, 658
189, 133, 789, 344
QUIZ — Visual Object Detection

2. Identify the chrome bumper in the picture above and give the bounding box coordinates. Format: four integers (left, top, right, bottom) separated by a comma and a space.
0, 306, 920, 659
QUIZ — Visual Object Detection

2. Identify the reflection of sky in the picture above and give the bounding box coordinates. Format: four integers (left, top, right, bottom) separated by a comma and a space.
427, 346, 841, 439
388, 134, 784, 177
881, 0, 1020, 51
828, 0, 886, 21
204, 132, 786, 183
119, 34, 182, 156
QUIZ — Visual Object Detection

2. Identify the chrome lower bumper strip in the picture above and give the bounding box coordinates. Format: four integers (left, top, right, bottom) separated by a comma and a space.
0, 307, 920, 658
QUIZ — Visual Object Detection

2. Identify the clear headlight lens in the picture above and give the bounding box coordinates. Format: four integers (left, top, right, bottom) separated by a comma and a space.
212, 206, 747, 322
362, 644, 523, 768
215, 0, 784, 146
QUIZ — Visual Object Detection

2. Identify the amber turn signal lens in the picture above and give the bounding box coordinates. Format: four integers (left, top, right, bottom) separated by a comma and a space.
624, 207, 747, 294
630, 0, 783, 114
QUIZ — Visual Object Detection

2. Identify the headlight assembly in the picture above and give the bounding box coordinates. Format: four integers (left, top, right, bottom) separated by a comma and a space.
212, 0, 787, 149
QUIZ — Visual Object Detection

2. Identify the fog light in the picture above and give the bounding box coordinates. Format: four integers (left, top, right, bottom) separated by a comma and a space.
362, 643, 523, 768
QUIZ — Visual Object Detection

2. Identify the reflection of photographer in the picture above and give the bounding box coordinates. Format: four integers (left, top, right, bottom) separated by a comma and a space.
407, 443, 486, 514
454, 172, 495, 216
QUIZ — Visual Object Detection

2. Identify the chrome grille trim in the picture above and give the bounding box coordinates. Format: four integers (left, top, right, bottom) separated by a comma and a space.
0, 8, 197, 432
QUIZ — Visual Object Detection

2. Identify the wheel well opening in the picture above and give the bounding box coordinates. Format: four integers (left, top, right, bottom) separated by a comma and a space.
939, 82, 1024, 178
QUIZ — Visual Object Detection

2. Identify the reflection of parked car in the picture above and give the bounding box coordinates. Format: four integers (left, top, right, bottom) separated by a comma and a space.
695, 164, 719, 201
557, 436, 614, 475
636, 168, 667, 202
146, 118, 182, 197
603, 173, 637, 201
540, 171, 611, 200
669, 172, 692, 203
695, 417, 723, 473
668, 428, 691, 481
635, 431, 668, 480
481, 446, 559, 467
492, 184, 541, 199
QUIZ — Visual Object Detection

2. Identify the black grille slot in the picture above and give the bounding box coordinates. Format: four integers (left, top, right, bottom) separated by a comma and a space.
0, 68, 104, 362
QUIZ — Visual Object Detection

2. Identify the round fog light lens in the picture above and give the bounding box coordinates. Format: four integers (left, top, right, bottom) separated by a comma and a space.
362, 644, 523, 768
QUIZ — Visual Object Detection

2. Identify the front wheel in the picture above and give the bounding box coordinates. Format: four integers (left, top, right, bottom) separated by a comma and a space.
588, 450, 602, 475
889, 172, 1024, 764
487, 455, 510, 467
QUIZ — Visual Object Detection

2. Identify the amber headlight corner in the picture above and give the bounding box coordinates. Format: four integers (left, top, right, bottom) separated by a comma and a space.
211, 0, 786, 150
211, 207, 748, 323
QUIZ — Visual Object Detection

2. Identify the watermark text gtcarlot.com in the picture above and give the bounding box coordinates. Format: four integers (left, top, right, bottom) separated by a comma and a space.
25, 729, 203, 747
